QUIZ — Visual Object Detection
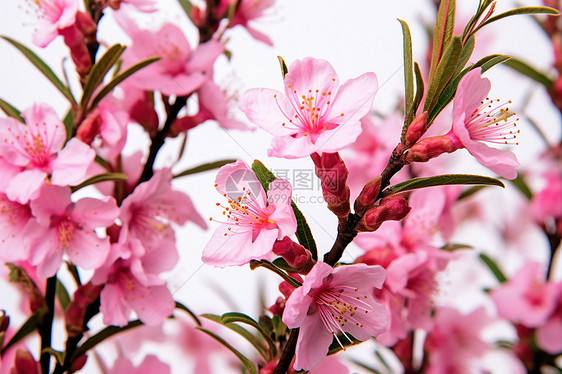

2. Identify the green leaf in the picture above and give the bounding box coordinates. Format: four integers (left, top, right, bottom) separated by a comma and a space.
202, 314, 270, 360
1, 36, 76, 105
42, 348, 65, 365
63, 109, 74, 141
55, 279, 71, 311
462, 0, 494, 41
474, 6, 559, 34
277, 56, 289, 79
72, 320, 143, 358
382, 174, 504, 197
456, 34, 475, 75
290, 201, 318, 259
457, 185, 486, 200
503, 57, 553, 89
89, 57, 160, 110
251, 160, 318, 259
327, 334, 361, 355
479, 253, 507, 283
177, 0, 192, 16
509, 174, 533, 200
272, 257, 298, 273
441, 243, 473, 251
0, 98, 24, 122
411, 62, 425, 123
173, 159, 237, 178
1, 309, 47, 354
398, 19, 415, 126
250, 260, 302, 288
424, 36, 462, 113
70, 173, 128, 192
174, 301, 201, 326
196, 327, 258, 374
270, 315, 287, 341
218, 312, 278, 357
478, 54, 511, 74
429, 0, 456, 80
80, 44, 126, 108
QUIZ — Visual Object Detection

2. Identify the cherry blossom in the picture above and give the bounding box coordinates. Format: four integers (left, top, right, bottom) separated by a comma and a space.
202, 160, 297, 267
0, 103, 95, 203
30, 0, 79, 47
0, 194, 33, 263
282, 261, 387, 371
240, 57, 378, 158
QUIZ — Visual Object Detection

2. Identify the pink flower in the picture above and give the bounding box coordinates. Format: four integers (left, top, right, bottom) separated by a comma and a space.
0, 194, 33, 262
121, 23, 223, 96
532, 172, 562, 223
108, 355, 170, 374
536, 283, 562, 354
93, 242, 176, 326
282, 262, 387, 371
240, 57, 378, 158
30, 0, 79, 47
119, 168, 206, 253
491, 262, 558, 327
0, 103, 95, 203
202, 160, 297, 267
447, 68, 520, 179
197, 79, 250, 130
26, 185, 119, 278
424, 306, 492, 374
231, 0, 275, 45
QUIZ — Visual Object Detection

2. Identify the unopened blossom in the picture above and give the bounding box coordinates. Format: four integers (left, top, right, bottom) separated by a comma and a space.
0, 103, 95, 203
202, 160, 297, 267
283, 262, 387, 371
449, 68, 520, 179
120, 168, 207, 254
30, 0, 79, 47
240, 57, 378, 158
26, 185, 119, 278
121, 23, 223, 96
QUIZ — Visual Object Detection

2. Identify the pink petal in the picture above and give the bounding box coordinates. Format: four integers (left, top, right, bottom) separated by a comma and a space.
453, 68, 490, 120
537, 313, 562, 354
325, 72, 378, 125
284, 58, 339, 107
6, 169, 48, 204
67, 230, 110, 270
125, 283, 174, 325
245, 26, 273, 46
239, 88, 296, 136
331, 263, 386, 290
22, 103, 66, 152
214, 160, 267, 206
51, 138, 95, 186
72, 196, 119, 229
463, 139, 519, 179
311, 120, 363, 154
29, 185, 70, 225
268, 133, 317, 159
267, 203, 297, 239
267, 179, 293, 205
187, 40, 223, 72
202, 224, 254, 267
101, 284, 130, 327
293, 313, 334, 371
282, 288, 313, 328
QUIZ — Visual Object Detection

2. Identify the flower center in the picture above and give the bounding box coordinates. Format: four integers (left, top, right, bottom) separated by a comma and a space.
55, 215, 76, 250
466, 98, 520, 145
314, 285, 372, 349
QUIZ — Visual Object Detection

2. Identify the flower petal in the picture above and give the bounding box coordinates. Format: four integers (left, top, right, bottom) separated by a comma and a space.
239, 88, 297, 136
293, 314, 334, 371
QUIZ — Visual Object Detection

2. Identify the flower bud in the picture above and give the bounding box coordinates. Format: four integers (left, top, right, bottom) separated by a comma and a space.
69, 354, 88, 373
76, 109, 103, 144
268, 297, 285, 316
13, 349, 40, 374
75, 11, 97, 42
354, 176, 382, 215
65, 282, 103, 337
405, 134, 457, 163
60, 24, 92, 78
311, 152, 351, 218
403, 111, 428, 147
272, 236, 315, 274
356, 195, 411, 232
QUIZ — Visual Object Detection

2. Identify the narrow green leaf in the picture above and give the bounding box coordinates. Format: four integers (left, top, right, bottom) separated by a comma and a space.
327, 334, 360, 355
424, 36, 463, 113
1, 309, 47, 354
479, 253, 507, 283
1, 36, 76, 105
55, 279, 71, 311
72, 320, 143, 358
89, 57, 160, 110
509, 174, 533, 200
462, 0, 494, 41
503, 58, 553, 89
411, 62, 425, 121
272, 257, 298, 273
398, 19, 415, 126
173, 159, 237, 178
63, 109, 74, 141
441, 243, 473, 251
277, 56, 289, 79
250, 260, 302, 288
174, 301, 201, 326
478, 54, 511, 74
177, 0, 193, 16
201, 314, 270, 360
382, 174, 504, 196
290, 201, 318, 259
457, 185, 486, 200
196, 327, 258, 374
251, 160, 318, 259
375, 350, 393, 373
70, 172, 128, 192
219, 312, 278, 357
475, 6, 559, 34
41, 348, 65, 365
456, 34, 475, 75
429, 0, 456, 80
81, 44, 126, 108
0, 98, 24, 122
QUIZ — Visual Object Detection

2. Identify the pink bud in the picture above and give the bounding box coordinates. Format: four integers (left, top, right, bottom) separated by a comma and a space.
75, 11, 97, 41
130, 96, 159, 137
354, 176, 382, 215
268, 297, 285, 316
404, 111, 429, 147
76, 109, 103, 144
69, 354, 88, 373
60, 25, 92, 78
272, 237, 315, 274
13, 349, 40, 374
65, 282, 103, 337
405, 134, 458, 163
311, 152, 351, 217
356, 195, 410, 232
